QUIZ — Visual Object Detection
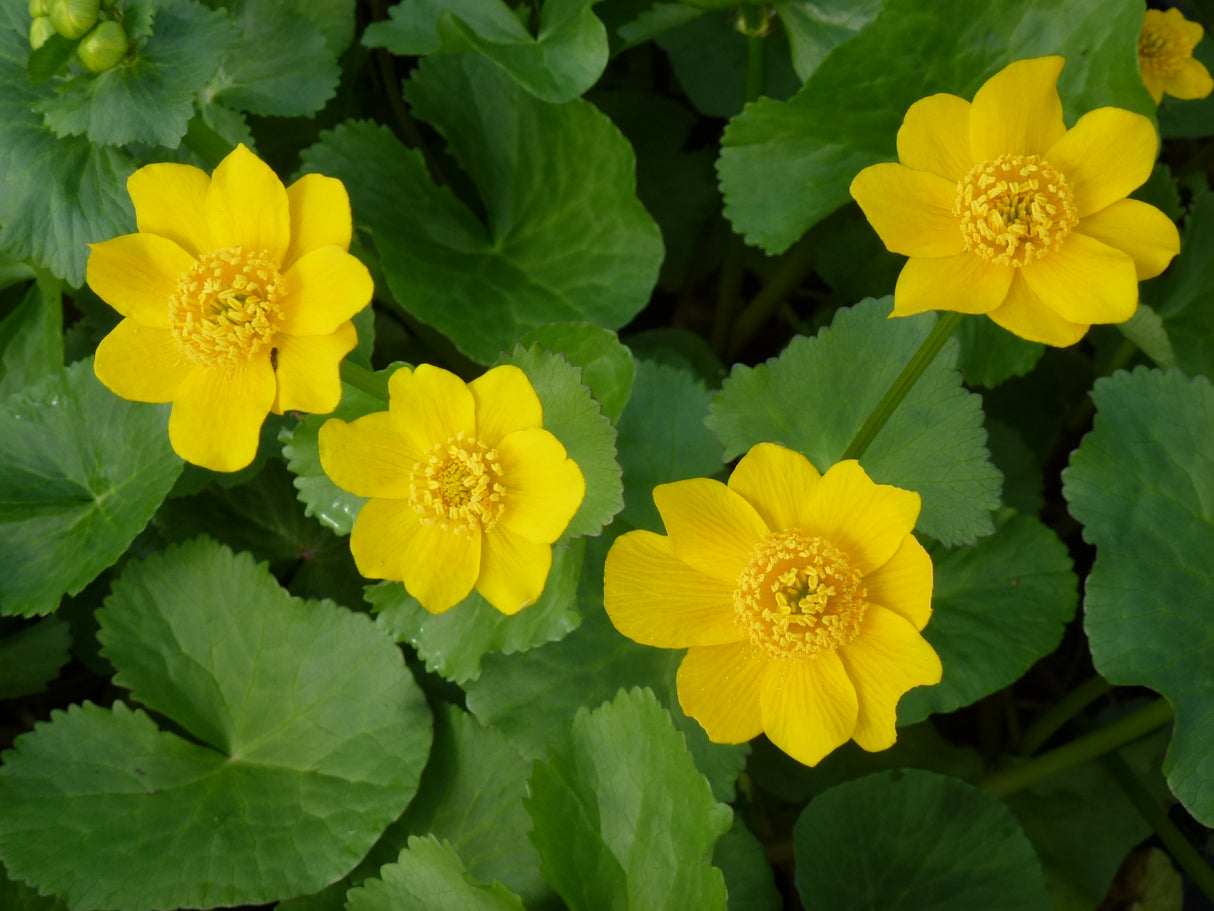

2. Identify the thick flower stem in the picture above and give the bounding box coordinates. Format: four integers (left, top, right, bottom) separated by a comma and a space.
339, 361, 391, 403
841, 311, 965, 461
980, 698, 1173, 798
1018, 674, 1113, 756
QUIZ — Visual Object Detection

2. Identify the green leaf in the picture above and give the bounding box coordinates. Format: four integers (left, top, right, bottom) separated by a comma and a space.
0, 539, 433, 910
1118, 304, 1176, 370
0, 279, 62, 398
706, 298, 1002, 546
897, 512, 1077, 725
712, 818, 781, 911
363, 0, 608, 103
367, 538, 584, 685
1146, 189, 1214, 379
0, 864, 68, 911
0, 360, 182, 617
499, 343, 623, 539
793, 769, 1052, 910
775, 0, 881, 81
289, 0, 357, 56
515, 322, 636, 423
1062, 367, 1214, 825
33, 0, 235, 148
955, 316, 1044, 388
0, 616, 70, 700
348, 836, 525, 911
298, 55, 663, 364
527, 687, 732, 911
718, 0, 1151, 252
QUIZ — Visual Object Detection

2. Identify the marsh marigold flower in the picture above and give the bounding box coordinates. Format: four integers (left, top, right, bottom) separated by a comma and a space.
1139, 8, 1214, 104
319, 363, 585, 614
87, 144, 372, 472
604, 443, 941, 766
850, 57, 1180, 347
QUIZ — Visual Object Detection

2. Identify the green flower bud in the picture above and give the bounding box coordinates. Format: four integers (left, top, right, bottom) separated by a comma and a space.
48, 0, 99, 40
29, 0, 50, 17
76, 19, 126, 72
29, 14, 56, 49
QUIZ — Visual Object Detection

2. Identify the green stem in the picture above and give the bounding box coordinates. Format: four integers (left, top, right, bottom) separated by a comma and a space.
182, 115, 235, 170
340, 361, 390, 402
727, 234, 816, 361
745, 33, 764, 103
710, 239, 746, 359
1019, 675, 1112, 756
980, 698, 1173, 798
841, 311, 964, 461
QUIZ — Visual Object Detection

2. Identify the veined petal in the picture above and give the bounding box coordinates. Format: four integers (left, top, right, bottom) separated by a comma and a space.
760, 652, 858, 766
864, 535, 933, 631
128, 163, 211, 257
798, 461, 920, 575
727, 442, 822, 533
388, 364, 476, 454
676, 642, 767, 743
496, 428, 584, 544
318, 411, 416, 500
273, 321, 358, 415
401, 523, 480, 614
1045, 108, 1158, 217
206, 144, 290, 264
653, 478, 770, 583
849, 164, 964, 258
897, 93, 974, 181
349, 497, 420, 581
94, 319, 191, 403
1020, 233, 1138, 325
283, 173, 353, 271
987, 272, 1089, 347
1168, 58, 1214, 100
87, 234, 194, 328
1075, 199, 1180, 280
604, 530, 742, 648
892, 252, 1013, 317
970, 57, 1066, 159
168, 360, 275, 472
276, 246, 374, 336
470, 364, 543, 447
477, 527, 552, 615
838, 604, 942, 752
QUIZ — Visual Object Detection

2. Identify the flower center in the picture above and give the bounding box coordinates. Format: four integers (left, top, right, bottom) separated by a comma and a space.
1139, 23, 1187, 77
954, 154, 1078, 267
733, 529, 867, 659
408, 432, 506, 536
169, 247, 284, 367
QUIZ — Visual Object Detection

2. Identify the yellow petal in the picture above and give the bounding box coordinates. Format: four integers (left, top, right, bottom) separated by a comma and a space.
864, 535, 933, 631
653, 478, 770, 583
970, 57, 1067, 159
283, 173, 353, 271
1045, 108, 1158, 217
727, 442, 822, 533
496, 427, 584, 543
470, 364, 543, 448
838, 604, 942, 752
1075, 199, 1180, 280
128, 163, 211, 257
206, 144, 290, 264
986, 272, 1089, 347
760, 652, 858, 766
401, 523, 480, 614
799, 461, 920, 575
1020, 233, 1138, 326
897, 93, 974, 181
273, 321, 358, 414
388, 364, 476, 455
1141, 70, 1166, 105
476, 527, 552, 615
319, 411, 416, 500
676, 642, 767, 743
168, 360, 275, 472
1167, 57, 1214, 100
94, 319, 191, 404
87, 234, 194, 328
276, 246, 374, 336
849, 163, 964, 258
604, 530, 743, 648
892, 252, 1013, 317
349, 497, 420, 581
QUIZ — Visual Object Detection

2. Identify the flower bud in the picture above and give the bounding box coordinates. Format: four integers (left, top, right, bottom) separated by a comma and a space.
76, 19, 126, 72
29, 0, 50, 16
48, 0, 99, 40
29, 14, 56, 49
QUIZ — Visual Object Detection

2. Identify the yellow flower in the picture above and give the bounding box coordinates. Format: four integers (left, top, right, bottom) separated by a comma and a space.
849, 57, 1180, 347
319, 363, 585, 614
1139, 8, 1214, 104
87, 144, 373, 472
603, 443, 941, 766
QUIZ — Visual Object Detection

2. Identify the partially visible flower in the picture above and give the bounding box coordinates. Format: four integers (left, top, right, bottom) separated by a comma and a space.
1139, 8, 1214, 104
319, 364, 585, 615
87, 144, 372, 472
850, 57, 1180, 347
603, 443, 941, 767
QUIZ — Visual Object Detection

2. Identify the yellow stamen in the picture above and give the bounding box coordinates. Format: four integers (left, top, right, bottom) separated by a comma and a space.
409, 432, 506, 536
1140, 19, 1191, 79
